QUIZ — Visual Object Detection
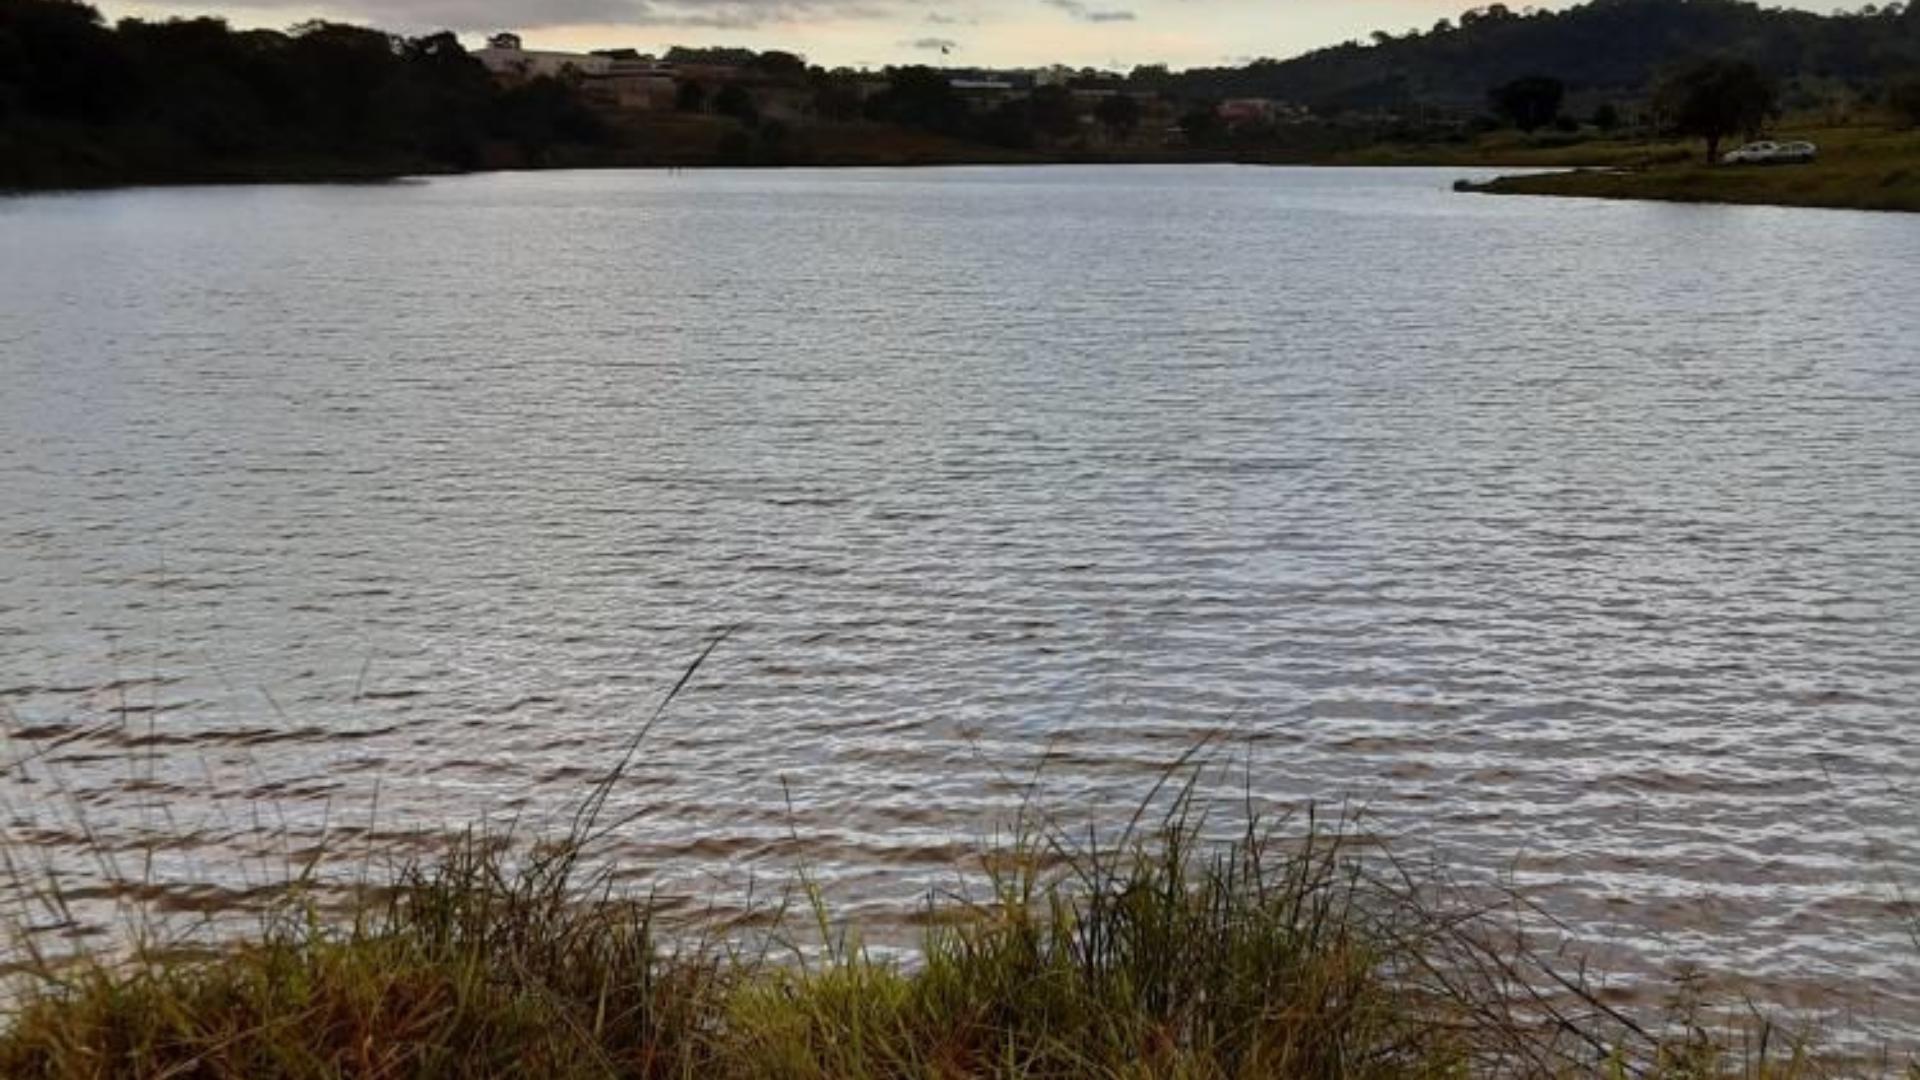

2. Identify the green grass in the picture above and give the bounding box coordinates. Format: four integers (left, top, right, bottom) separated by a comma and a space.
0, 802, 1839, 1079
0, 771, 1877, 1078
1457, 120, 1920, 212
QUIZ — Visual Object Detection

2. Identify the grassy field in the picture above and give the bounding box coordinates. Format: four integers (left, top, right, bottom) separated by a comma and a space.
1455, 120, 1920, 212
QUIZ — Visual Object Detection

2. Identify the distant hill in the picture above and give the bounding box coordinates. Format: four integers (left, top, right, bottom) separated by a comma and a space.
1147, 0, 1920, 113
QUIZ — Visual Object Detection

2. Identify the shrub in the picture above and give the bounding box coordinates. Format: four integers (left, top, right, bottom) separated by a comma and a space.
1890, 75, 1920, 128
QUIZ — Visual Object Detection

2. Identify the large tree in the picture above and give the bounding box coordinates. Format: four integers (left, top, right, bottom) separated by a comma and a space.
1488, 75, 1564, 132
1094, 93, 1142, 141
1890, 73, 1920, 128
1656, 57, 1776, 163
714, 82, 758, 127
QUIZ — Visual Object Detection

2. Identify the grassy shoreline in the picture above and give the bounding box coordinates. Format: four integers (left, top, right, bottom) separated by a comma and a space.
0, 644, 1910, 1077
1457, 121, 1920, 212
0, 807, 1854, 1079
14, 126, 1917, 215
4, 705, 1908, 1080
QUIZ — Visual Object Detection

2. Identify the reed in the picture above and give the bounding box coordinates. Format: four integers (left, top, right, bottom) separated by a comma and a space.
0, 646, 1885, 1077
1, 787, 1861, 1077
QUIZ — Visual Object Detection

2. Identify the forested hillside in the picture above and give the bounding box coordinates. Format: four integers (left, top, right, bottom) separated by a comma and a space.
0, 0, 612, 188
1144, 0, 1920, 112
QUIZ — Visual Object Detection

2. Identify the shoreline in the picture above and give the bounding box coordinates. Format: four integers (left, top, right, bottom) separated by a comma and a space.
1459, 164, 1920, 213
12, 148, 1917, 216
4, 791, 1909, 1075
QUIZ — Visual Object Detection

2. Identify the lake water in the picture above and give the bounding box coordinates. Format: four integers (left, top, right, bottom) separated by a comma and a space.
2, 166, 1917, 1035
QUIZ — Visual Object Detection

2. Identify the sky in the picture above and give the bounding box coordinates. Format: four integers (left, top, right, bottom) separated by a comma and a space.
95, 0, 1825, 72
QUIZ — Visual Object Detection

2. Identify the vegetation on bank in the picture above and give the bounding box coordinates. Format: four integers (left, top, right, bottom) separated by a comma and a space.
1, 796, 1874, 1079
1461, 120, 1920, 211
7, 0, 1920, 194
1150, 0, 1920, 118
0, 649, 1904, 1080
0, 1, 615, 190
0, 630, 1910, 1077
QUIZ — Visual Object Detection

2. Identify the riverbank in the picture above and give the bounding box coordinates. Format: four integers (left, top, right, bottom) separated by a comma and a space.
0, 801, 1875, 1079
17, 121, 1917, 217
1459, 122, 1920, 212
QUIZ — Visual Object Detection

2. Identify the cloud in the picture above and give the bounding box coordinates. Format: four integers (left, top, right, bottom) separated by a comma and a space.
208, 0, 886, 30
1039, 0, 1136, 22
924, 11, 974, 24
905, 35, 958, 49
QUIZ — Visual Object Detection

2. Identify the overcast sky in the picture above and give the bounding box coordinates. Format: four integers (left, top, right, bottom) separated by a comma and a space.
97, 0, 1827, 71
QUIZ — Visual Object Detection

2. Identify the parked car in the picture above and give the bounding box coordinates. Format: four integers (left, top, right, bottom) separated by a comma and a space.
1773, 140, 1818, 163
1722, 140, 1818, 165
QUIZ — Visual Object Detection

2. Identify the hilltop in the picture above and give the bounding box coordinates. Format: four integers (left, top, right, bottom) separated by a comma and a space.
1149, 0, 1920, 115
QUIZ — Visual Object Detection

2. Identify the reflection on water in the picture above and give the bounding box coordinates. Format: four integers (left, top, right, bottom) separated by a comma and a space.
2, 167, 1917, 1035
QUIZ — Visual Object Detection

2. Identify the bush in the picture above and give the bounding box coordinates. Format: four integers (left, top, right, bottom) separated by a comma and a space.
1489, 75, 1565, 132
1890, 75, 1920, 128
715, 128, 753, 164
714, 83, 758, 127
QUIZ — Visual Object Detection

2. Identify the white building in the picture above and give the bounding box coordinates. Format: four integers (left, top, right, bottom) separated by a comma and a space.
473, 46, 613, 80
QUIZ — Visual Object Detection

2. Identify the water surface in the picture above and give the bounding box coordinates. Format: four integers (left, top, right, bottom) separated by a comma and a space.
2, 166, 1917, 1033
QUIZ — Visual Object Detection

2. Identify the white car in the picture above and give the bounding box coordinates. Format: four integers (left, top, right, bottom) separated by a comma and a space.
1722, 140, 1818, 165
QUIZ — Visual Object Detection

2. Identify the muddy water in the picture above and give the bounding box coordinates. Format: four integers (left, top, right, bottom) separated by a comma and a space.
2, 167, 1917, 1035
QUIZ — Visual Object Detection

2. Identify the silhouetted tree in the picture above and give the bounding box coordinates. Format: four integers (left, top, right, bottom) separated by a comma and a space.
714, 83, 758, 126
750, 50, 806, 79
758, 117, 791, 158
1127, 63, 1170, 89
1029, 84, 1078, 138
1590, 101, 1621, 131
715, 126, 752, 163
809, 70, 862, 121
492, 75, 607, 161
974, 97, 1036, 149
1094, 93, 1142, 140
865, 66, 965, 136
676, 79, 706, 112
1656, 58, 1777, 163
1890, 73, 1920, 126
1177, 104, 1224, 146
0, 0, 135, 124
1488, 75, 1564, 131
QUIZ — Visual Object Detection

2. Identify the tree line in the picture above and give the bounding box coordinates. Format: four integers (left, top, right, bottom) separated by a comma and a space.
6, 0, 1919, 187
1, 0, 613, 188
1149, 0, 1920, 115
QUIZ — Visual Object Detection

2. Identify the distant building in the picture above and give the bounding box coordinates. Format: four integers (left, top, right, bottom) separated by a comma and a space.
1065, 76, 1126, 100
945, 70, 1036, 102
1217, 98, 1273, 125
1217, 98, 1309, 127
591, 53, 677, 110
672, 62, 748, 87
474, 44, 612, 81
474, 38, 682, 111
